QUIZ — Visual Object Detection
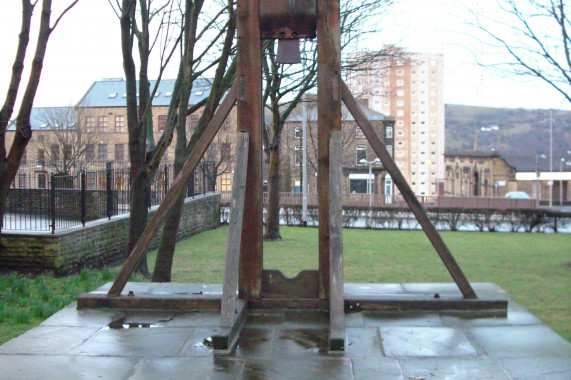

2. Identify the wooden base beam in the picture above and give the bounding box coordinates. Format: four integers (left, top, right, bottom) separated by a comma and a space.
212, 299, 249, 352
77, 293, 507, 317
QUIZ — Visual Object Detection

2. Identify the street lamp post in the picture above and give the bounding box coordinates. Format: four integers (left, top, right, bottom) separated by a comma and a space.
360, 157, 380, 227
560, 158, 565, 206
535, 154, 546, 206
561, 150, 571, 206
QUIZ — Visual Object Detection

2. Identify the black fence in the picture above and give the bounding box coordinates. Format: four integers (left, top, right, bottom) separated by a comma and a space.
3, 160, 217, 233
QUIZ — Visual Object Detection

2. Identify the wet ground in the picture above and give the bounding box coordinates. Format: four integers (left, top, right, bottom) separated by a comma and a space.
1, 283, 570, 379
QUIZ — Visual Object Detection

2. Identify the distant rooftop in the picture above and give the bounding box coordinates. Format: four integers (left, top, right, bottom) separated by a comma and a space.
444, 150, 500, 159
77, 78, 212, 107
7, 107, 74, 131
286, 103, 393, 123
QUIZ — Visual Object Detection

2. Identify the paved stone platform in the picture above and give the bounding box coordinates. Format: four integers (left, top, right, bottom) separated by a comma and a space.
1, 283, 570, 379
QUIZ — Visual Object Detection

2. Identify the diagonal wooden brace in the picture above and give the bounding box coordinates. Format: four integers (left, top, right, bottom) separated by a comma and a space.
107, 84, 237, 297
341, 80, 477, 300
214, 132, 249, 352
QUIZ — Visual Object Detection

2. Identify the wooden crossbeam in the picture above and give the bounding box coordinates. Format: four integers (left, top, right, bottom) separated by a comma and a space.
107, 84, 237, 297
328, 130, 345, 351
214, 132, 249, 351
341, 80, 477, 300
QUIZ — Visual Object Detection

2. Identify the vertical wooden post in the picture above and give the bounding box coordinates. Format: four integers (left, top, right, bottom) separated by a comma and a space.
317, 0, 341, 299
329, 130, 345, 351
237, 0, 263, 299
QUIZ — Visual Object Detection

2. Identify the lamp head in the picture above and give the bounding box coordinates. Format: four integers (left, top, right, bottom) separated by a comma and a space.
359, 159, 367, 164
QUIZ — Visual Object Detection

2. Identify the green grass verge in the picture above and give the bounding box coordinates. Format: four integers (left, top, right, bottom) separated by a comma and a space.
1, 226, 570, 346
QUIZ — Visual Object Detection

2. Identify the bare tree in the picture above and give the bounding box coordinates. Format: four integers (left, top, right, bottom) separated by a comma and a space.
35, 106, 106, 174
151, 0, 236, 282
471, 0, 571, 104
0, 0, 79, 232
112, 0, 182, 275
262, 0, 395, 240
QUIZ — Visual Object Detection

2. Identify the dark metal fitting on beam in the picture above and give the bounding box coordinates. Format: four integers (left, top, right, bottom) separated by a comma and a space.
276, 39, 301, 64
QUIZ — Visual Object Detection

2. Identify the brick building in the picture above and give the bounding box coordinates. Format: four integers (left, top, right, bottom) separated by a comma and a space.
7, 78, 237, 192
280, 100, 395, 195
443, 151, 517, 197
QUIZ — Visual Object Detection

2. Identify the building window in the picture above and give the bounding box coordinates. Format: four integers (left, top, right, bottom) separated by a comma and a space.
386, 144, 393, 157
356, 146, 367, 165
97, 116, 108, 132
85, 117, 95, 132
397, 131, 404, 137
396, 120, 404, 127
385, 126, 393, 139
86, 145, 95, 161
64, 144, 72, 161
294, 146, 301, 166
51, 144, 60, 163
396, 151, 404, 157
38, 149, 45, 167
396, 110, 404, 117
396, 80, 404, 86
115, 144, 125, 161
294, 128, 301, 139
397, 141, 404, 147
98, 144, 108, 162
158, 115, 167, 132
355, 126, 365, 139
396, 69, 404, 76
115, 116, 125, 132
221, 172, 232, 191
221, 143, 231, 160
396, 89, 404, 97
396, 100, 404, 106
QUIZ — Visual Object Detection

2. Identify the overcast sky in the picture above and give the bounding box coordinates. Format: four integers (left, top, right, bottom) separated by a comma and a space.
0, 0, 569, 111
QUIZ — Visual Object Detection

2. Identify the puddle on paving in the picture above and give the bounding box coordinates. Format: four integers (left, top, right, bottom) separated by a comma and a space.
194, 337, 214, 350
100, 317, 163, 331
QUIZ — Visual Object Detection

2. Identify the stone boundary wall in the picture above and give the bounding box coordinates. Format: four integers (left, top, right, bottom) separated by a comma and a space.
0, 193, 220, 275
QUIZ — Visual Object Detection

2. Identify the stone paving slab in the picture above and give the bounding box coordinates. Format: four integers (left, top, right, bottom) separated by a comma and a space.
1, 282, 570, 379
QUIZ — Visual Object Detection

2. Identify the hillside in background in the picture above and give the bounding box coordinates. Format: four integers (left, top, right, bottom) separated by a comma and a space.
445, 104, 571, 158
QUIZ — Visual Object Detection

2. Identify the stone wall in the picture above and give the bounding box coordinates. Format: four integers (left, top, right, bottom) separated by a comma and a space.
0, 193, 220, 275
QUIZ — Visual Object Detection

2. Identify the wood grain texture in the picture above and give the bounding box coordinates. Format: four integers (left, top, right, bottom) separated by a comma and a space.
341, 80, 477, 299
237, 0, 263, 299
261, 269, 319, 298
220, 133, 249, 328
329, 130, 345, 351
316, 0, 341, 300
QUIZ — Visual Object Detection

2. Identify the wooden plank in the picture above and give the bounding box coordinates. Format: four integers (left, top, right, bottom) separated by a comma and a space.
248, 298, 329, 310
329, 130, 345, 351
345, 296, 507, 316
341, 80, 477, 299
317, 0, 341, 300
77, 293, 221, 310
212, 299, 248, 352
107, 84, 237, 297
261, 269, 319, 298
220, 133, 249, 328
237, 0, 263, 299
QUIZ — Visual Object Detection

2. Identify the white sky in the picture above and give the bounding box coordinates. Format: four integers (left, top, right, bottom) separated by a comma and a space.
0, 0, 569, 111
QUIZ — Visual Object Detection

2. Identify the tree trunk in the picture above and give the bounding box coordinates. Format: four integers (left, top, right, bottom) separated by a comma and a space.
151, 192, 185, 282
264, 144, 281, 240
129, 171, 150, 276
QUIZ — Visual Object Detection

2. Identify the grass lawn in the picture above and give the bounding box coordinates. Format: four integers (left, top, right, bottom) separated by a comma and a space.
1, 226, 570, 345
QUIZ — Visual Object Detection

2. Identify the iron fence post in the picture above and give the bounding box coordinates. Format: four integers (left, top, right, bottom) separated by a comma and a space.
164, 163, 169, 198
106, 162, 112, 219
81, 170, 87, 226
50, 174, 56, 234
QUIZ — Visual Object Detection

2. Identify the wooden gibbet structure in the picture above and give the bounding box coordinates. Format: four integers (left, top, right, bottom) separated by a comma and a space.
78, 0, 507, 352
